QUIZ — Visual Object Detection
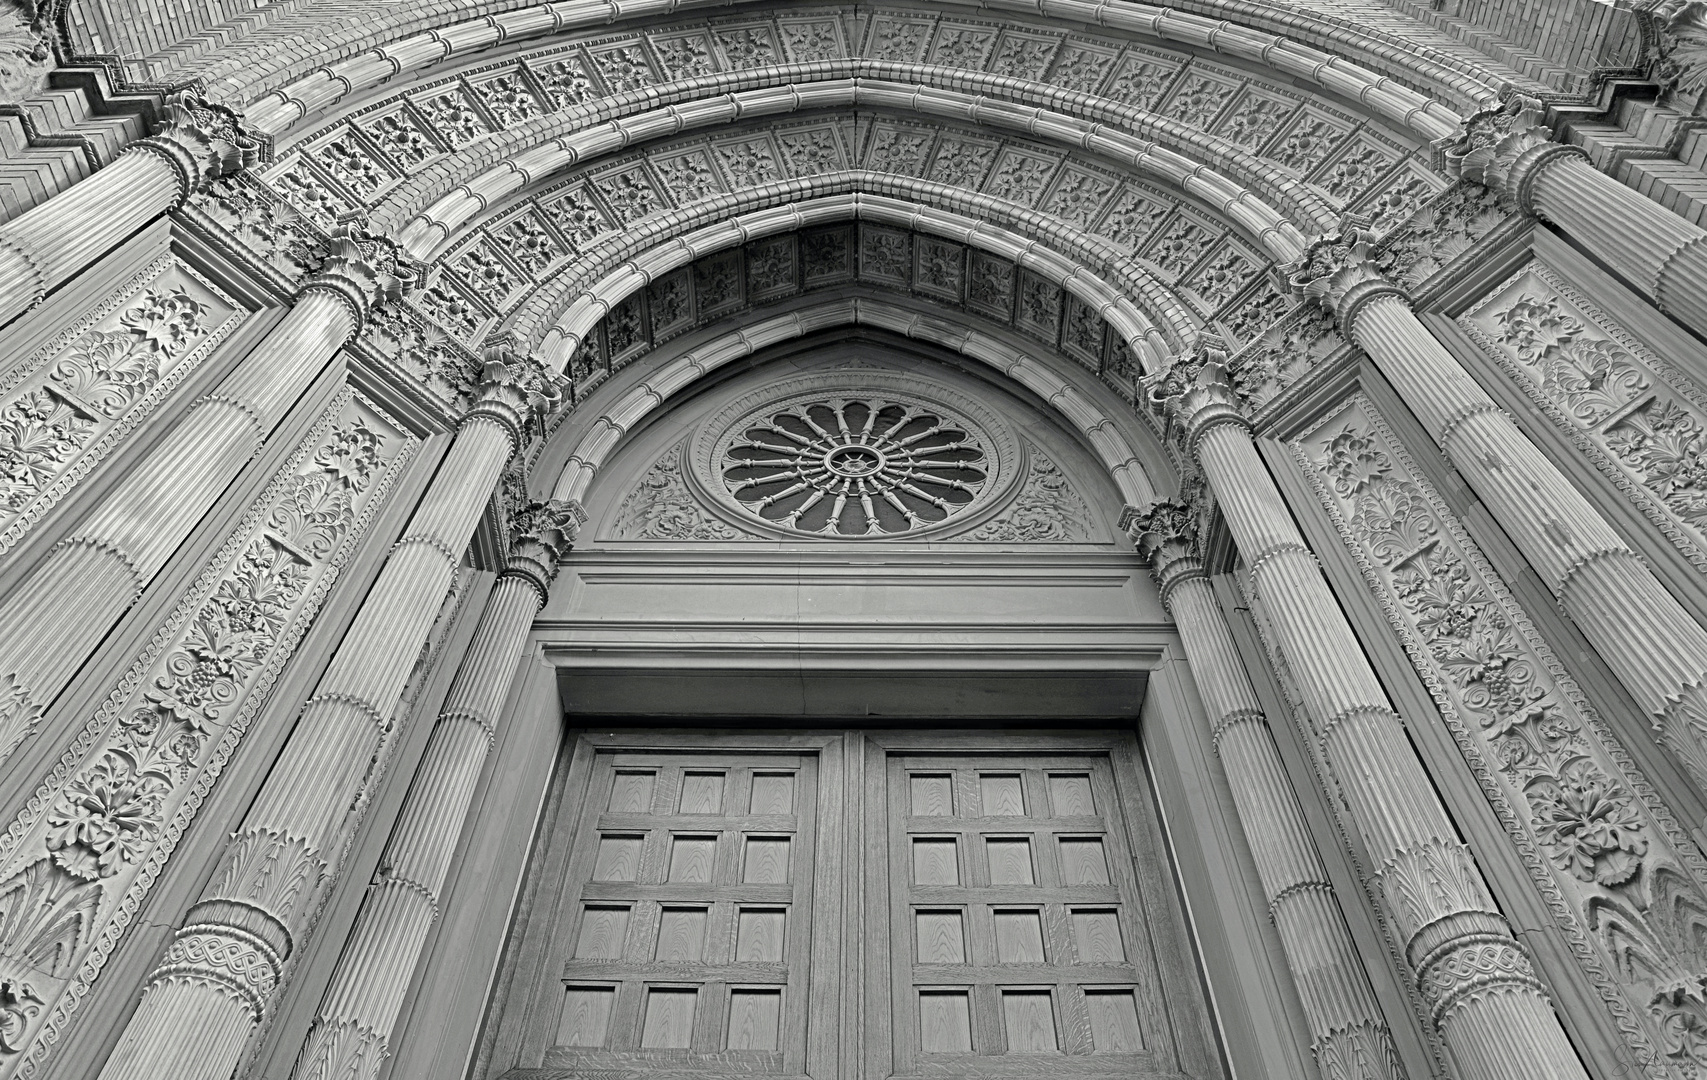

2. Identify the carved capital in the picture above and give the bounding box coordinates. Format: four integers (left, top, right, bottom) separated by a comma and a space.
1438, 95, 1587, 212
1285, 225, 1407, 341
1652, 1, 1707, 111
127, 92, 262, 205
1122, 494, 1204, 598
1143, 335, 1248, 455
300, 218, 418, 336
501, 470, 586, 602
463, 342, 566, 450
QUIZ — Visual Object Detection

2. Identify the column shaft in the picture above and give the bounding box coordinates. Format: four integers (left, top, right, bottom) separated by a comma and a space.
293, 575, 540, 1079
96, 415, 516, 1080
1166, 571, 1404, 1073
1350, 294, 1707, 791
1529, 155, 1707, 341
0, 153, 183, 316
0, 290, 355, 766
1193, 419, 1587, 1080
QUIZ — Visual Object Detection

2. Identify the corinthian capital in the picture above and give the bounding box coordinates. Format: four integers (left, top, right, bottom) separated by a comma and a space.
302, 219, 418, 334
465, 342, 566, 449
1121, 489, 1205, 597
1652, 1, 1707, 111
1438, 94, 1587, 210
1143, 334, 1246, 452
502, 474, 586, 601
130, 92, 263, 204
1285, 225, 1406, 339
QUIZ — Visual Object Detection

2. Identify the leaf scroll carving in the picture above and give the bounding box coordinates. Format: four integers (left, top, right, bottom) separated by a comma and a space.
1461, 264, 1707, 572
1297, 397, 1707, 1071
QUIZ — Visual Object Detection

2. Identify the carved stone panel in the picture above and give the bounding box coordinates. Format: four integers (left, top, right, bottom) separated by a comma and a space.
1293, 395, 1707, 1078
1460, 261, 1707, 573
0, 257, 247, 554
0, 390, 416, 1079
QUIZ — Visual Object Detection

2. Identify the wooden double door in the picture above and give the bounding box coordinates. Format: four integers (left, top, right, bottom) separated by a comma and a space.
486, 729, 1223, 1080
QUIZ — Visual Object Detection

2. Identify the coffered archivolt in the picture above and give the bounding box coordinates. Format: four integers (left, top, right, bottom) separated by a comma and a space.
543, 296, 1160, 513
517, 185, 1191, 369
125, 0, 1498, 138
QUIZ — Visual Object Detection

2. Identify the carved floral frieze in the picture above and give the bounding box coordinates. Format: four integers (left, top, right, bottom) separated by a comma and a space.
1294, 396, 1707, 1077
1460, 261, 1707, 573
0, 258, 245, 555
0, 391, 415, 1079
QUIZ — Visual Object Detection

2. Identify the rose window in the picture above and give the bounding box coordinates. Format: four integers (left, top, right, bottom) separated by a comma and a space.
719, 397, 990, 535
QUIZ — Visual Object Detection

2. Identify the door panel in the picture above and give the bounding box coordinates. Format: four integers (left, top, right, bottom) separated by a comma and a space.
489, 730, 1220, 1080
535, 742, 836, 1078
870, 740, 1196, 1079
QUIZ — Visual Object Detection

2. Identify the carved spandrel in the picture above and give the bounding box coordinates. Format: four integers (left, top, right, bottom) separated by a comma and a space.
1293, 394, 1707, 1073
0, 393, 415, 1079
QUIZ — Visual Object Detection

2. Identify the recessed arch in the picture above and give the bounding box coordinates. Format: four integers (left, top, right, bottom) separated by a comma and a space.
175, 0, 1493, 136
353, 65, 1339, 244
542, 295, 1166, 513
517, 182, 1199, 368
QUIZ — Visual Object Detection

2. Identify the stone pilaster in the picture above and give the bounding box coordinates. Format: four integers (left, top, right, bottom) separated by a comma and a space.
95, 356, 552, 1080
1291, 228, 1707, 804
290, 490, 582, 1080
1441, 94, 1707, 339
1148, 350, 1586, 1080
0, 93, 260, 316
0, 223, 414, 769
1124, 495, 1406, 1079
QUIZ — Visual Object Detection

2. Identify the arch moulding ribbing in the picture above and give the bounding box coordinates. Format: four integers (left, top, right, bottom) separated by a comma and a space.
548, 295, 1160, 508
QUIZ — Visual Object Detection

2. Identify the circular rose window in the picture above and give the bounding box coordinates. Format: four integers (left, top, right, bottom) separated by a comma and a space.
693, 373, 1019, 539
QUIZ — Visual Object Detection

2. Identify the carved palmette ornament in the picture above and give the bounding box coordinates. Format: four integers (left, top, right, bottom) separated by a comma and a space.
0, 393, 414, 1079
1295, 396, 1707, 1074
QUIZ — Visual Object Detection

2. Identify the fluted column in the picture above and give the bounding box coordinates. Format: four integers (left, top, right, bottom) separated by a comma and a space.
0, 226, 414, 768
289, 491, 582, 1080
1148, 356, 1586, 1080
95, 353, 561, 1080
1442, 95, 1707, 340
1292, 231, 1707, 800
0, 94, 259, 321
1126, 496, 1405, 1077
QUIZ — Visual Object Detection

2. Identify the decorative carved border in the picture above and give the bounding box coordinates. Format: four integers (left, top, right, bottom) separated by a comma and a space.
0, 259, 249, 553
1290, 393, 1707, 1076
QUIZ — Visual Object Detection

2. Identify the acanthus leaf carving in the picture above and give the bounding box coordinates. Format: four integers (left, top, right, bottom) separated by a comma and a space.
133, 92, 264, 200
1437, 94, 1585, 210
957, 450, 1092, 543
